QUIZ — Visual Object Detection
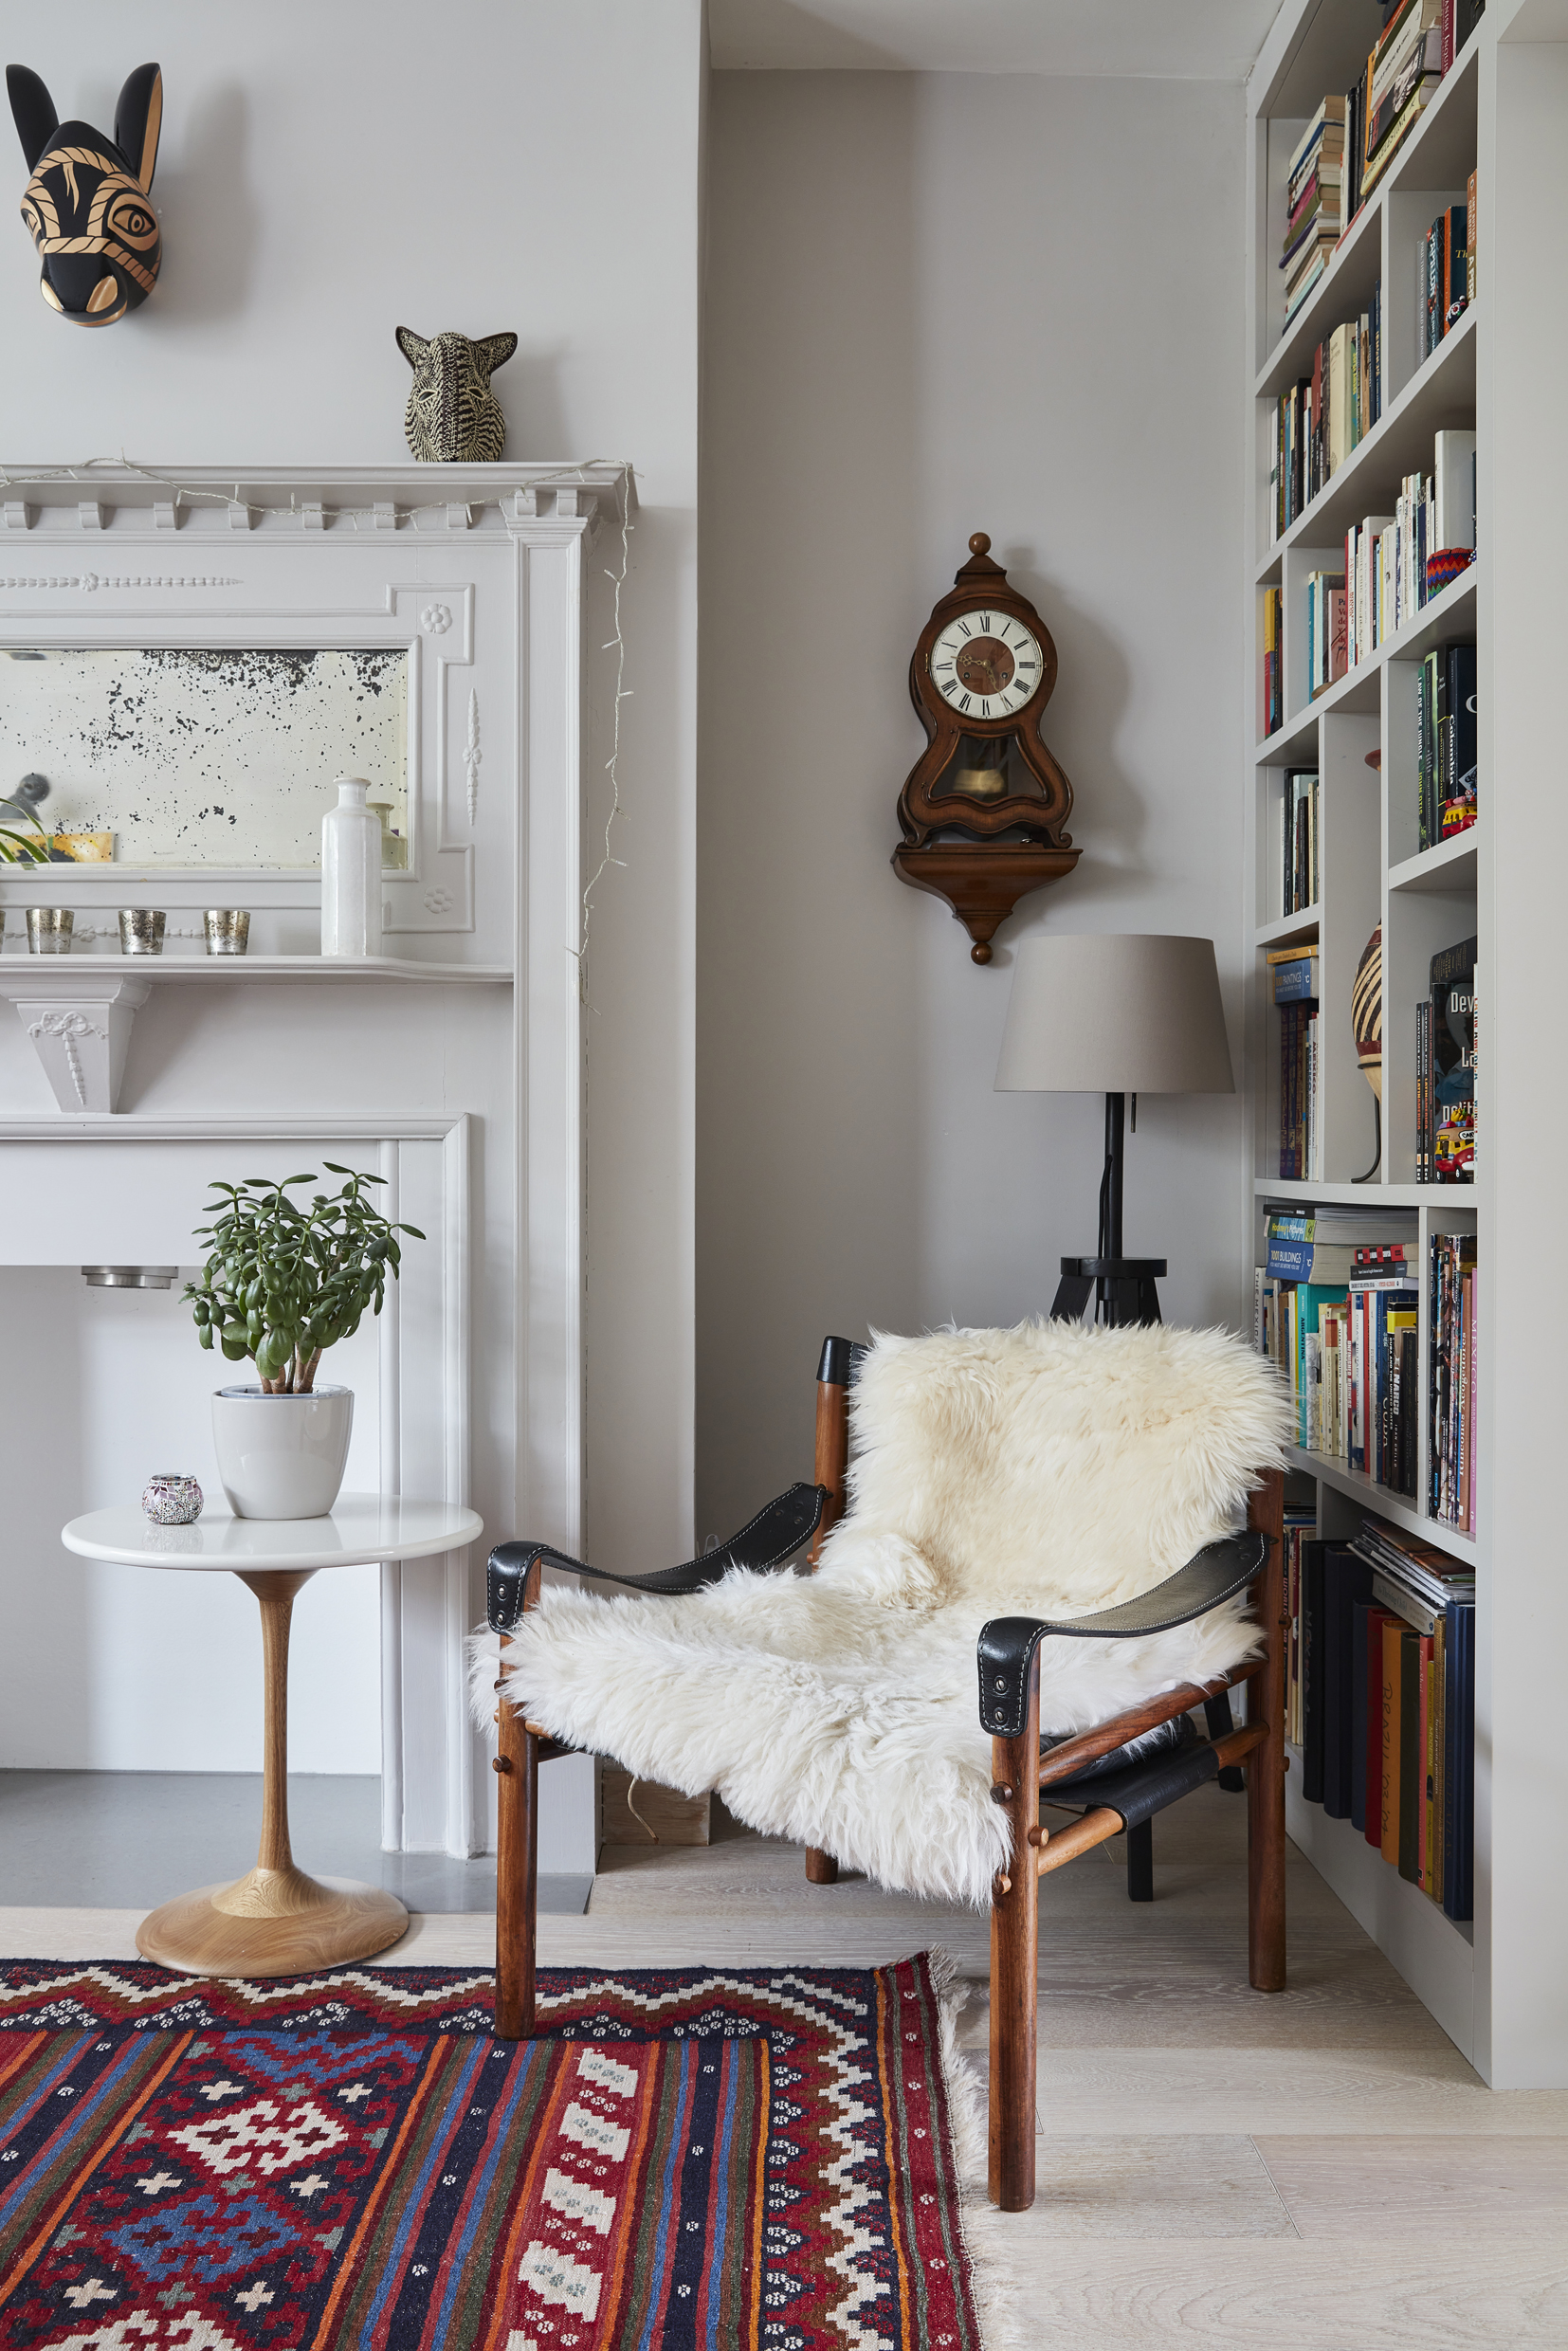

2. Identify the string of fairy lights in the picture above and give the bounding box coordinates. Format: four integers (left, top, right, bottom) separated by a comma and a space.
0, 455, 637, 997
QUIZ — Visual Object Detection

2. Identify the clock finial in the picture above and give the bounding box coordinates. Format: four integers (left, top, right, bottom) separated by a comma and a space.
969, 533, 991, 556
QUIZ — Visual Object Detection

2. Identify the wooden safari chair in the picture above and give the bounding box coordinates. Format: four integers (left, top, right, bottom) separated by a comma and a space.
484, 1322, 1287, 2212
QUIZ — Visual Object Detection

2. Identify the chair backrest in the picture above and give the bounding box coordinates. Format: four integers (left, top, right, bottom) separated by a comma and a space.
814, 1319, 1287, 1617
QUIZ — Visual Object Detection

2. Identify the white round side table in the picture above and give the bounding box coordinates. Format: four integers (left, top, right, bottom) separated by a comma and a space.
61, 1495, 483, 1979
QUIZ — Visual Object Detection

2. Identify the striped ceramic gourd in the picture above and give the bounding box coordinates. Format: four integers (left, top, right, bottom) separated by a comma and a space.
1352, 923, 1382, 1102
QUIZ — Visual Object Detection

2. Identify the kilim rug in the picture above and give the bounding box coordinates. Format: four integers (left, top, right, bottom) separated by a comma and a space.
0, 1953, 1008, 2351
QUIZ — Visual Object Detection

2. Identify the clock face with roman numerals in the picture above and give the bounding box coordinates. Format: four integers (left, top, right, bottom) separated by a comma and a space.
928, 611, 1044, 720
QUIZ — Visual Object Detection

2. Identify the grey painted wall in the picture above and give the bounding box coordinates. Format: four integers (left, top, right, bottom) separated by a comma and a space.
698, 70, 1249, 1539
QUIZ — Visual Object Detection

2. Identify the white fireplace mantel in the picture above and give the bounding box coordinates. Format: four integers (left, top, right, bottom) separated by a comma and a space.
0, 462, 629, 1871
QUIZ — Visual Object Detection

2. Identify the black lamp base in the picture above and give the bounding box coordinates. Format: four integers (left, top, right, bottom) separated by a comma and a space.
1051, 1255, 1167, 1329
1048, 1090, 1167, 1329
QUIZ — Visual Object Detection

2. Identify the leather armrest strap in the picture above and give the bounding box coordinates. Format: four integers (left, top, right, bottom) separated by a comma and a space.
977, 1529, 1270, 1738
487, 1481, 828, 1631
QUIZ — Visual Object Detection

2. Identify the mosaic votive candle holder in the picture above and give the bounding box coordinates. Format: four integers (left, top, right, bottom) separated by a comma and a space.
204, 909, 249, 956
119, 908, 166, 956
27, 907, 73, 954
141, 1472, 204, 1525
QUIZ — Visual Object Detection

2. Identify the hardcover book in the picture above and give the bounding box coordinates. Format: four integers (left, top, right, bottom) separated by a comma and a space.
1431, 934, 1477, 1183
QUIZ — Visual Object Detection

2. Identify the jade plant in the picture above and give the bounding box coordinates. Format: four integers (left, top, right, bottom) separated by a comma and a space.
183, 1166, 424, 1394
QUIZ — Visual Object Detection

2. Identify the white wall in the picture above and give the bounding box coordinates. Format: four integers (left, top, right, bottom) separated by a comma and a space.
697, 70, 1248, 1533
1, 1269, 381, 1774
0, 2, 702, 1683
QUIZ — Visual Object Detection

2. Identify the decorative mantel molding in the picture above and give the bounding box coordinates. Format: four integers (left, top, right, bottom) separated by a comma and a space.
0, 971, 150, 1110
0, 462, 633, 541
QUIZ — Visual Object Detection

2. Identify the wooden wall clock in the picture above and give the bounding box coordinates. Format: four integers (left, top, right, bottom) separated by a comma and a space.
893, 534, 1080, 962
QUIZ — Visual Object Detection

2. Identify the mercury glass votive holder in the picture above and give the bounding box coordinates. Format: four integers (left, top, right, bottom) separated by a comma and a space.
27, 906, 73, 954
204, 908, 249, 957
141, 1472, 204, 1525
119, 907, 166, 956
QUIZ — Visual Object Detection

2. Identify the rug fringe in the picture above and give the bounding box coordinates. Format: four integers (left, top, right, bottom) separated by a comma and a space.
926, 1945, 1028, 2351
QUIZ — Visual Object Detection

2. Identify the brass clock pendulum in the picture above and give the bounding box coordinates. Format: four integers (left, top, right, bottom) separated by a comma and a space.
892, 534, 1081, 962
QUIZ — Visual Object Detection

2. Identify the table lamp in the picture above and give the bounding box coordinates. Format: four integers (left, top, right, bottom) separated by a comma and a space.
994, 933, 1234, 1326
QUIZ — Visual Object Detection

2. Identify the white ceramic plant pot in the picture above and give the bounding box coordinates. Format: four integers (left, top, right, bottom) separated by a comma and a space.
211, 1385, 355, 1520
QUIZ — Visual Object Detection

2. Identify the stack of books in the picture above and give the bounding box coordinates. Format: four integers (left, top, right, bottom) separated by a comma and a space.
1286, 1515, 1474, 1922
1417, 933, 1476, 1183
1340, 432, 1474, 667
1430, 1232, 1478, 1533
1267, 951, 1319, 1180
1275, 1, 1485, 355
1282, 99, 1345, 324
1359, 0, 1447, 204
1278, 768, 1318, 915
1269, 293, 1381, 538
1416, 641, 1478, 849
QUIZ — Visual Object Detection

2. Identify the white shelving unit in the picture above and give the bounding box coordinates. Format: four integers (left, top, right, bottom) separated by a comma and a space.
1244, 0, 1568, 2086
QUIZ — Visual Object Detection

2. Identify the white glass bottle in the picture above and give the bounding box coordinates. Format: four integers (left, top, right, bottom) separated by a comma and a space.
320, 775, 383, 957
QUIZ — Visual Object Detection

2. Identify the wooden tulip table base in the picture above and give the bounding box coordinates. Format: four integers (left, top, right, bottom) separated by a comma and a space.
135, 1569, 409, 1977
61, 1494, 485, 1979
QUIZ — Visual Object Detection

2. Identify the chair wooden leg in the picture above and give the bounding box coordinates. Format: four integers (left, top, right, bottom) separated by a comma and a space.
988, 1649, 1039, 2212
1246, 1467, 1286, 1994
1125, 1817, 1154, 1902
805, 1349, 850, 1891
495, 1570, 541, 2038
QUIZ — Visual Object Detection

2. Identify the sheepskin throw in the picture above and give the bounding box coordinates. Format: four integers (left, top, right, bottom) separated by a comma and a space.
486, 1320, 1290, 1908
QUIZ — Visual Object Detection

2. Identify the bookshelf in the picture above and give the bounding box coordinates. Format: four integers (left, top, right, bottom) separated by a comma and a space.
1244, 0, 1568, 2087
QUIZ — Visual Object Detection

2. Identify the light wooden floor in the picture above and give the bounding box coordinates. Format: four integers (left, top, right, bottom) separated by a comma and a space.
8, 1788, 1568, 2346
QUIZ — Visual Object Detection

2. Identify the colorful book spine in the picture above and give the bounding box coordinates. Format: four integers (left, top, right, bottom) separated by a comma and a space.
1262, 587, 1283, 738
1430, 1231, 1478, 1529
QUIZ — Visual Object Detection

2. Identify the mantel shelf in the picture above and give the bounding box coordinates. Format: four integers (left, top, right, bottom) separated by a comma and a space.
0, 956, 512, 983
0, 460, 635, 539
0, 957, 511, 1112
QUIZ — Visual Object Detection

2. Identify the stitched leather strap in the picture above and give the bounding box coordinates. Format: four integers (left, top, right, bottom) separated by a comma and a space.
486, 1481, 828, 1632
976, 1529, 1270, 1738
1047, 1726, 1221, 1830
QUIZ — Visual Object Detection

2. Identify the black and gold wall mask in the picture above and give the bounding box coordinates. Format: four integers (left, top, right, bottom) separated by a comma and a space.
7, 62, 162, 326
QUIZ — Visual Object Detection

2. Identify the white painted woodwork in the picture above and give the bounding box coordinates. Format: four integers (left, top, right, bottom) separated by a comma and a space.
0, 973, 150, 1111
0, 464, 633, 1874
1244, 0, 1565, 2084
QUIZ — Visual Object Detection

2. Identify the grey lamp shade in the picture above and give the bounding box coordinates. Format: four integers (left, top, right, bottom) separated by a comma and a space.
994, 934, 1234, 1095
